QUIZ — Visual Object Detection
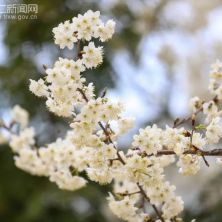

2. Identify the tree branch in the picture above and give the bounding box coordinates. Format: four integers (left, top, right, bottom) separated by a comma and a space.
155, 149, 222, 156
137, 183, 165, 222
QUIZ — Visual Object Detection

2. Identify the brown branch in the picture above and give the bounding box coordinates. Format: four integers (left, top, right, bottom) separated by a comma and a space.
75, 41, 124, 164
77, 85, 166, 220
155, 149, 222, 156
76, 40, 165, 222
77, 87, 126, 165
0, 120, 14, 133
173, 108, 203, 128
116, 191, 141, 196
76, 40, 82, 59
77, 88, 89, 102
98, 121, 126, 164
173, 95, 219, 129
192, 145, 210, 167
201, 155, 210, 167
137, 183, 165, 222
189, 116, 209, 167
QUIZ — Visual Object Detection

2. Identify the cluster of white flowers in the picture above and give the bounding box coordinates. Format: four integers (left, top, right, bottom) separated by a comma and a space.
132, 125, 163, 155
9, 127, 35, 152
177, 154, 200, 176
29, 11, 115, 117
206, 117, 222, 144
11, 105, 29, 129
7, 116, 89, 190
52, 10, 115, 49
3, 11, 222, 222
131, 125, 206, 176
209, 60, 222, 98
29, 57, 92, 117
82, 42, 103, 69
108, 194, 149, 222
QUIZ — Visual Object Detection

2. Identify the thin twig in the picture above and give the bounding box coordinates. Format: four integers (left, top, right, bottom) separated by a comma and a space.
77, 85, 165, 221
137, 183, 165, 222
154, 149, 222, 157
116, 191, 141, 196
77, 88, 89, 102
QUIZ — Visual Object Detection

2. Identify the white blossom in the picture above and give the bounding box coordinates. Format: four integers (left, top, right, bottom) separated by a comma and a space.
82, 42, 103, 69
132, 125, 163, 155
108, 194, 148, 222
118, 117, 135, 135
50, 170, 87, 191
11, 105, 29, 128
53, 10, 115, 48
9, 127, 35, 153
52, 20, 77, 49
4, 11, 222, 222
177, 154, 200, 176
163, 127, 189, 155
189, 96, 202, 113
94, 19, 116, 42
15, 148, 47, 176
206, 117, 222, 144
29, 78, 49, 97
162, 196, 184, 219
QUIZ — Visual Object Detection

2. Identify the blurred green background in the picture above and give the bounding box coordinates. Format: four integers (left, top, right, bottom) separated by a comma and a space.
1, 0, 222, 221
